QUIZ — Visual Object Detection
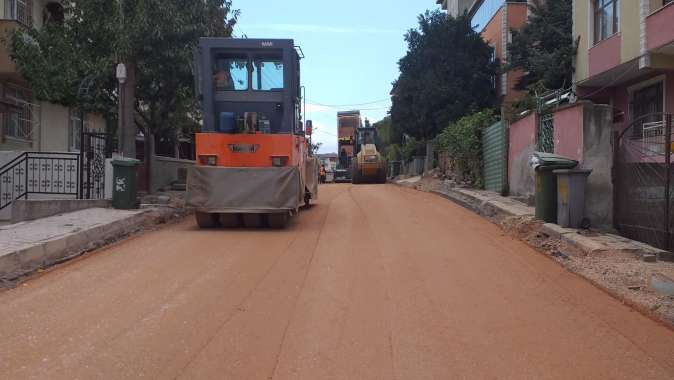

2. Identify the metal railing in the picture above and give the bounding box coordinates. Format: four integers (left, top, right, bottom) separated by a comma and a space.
0, 152, 80, 210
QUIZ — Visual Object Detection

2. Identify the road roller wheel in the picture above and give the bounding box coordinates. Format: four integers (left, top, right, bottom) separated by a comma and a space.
267, 213, 289, 229
219, 213, 242, 228
195, 212, 218, 229
242, 213, 264, 228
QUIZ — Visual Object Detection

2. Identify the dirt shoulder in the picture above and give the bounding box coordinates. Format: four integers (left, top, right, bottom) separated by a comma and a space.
396, 174, 674, 327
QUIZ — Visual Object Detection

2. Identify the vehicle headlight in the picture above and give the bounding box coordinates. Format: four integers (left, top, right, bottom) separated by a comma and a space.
271, 156, 289, 167
199, 155, 217, 166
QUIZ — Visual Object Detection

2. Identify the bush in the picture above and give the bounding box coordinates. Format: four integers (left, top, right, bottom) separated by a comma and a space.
386, 143, 402, 162
402, 137, 425, 162
435, 109, 497, 187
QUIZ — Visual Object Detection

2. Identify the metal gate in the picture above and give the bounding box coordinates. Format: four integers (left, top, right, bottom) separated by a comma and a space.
614, 113, 674, 250
80, 132, 112, 200
538, 113, 554, 153
482, 121, 506, 193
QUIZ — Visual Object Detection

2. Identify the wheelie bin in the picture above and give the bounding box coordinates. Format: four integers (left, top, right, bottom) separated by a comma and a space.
554, 169, 592, 228
111, 158, 140, 209
529, 152, 578, 223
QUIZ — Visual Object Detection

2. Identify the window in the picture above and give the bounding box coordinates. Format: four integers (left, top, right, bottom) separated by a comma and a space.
4, 87, 32, 141
4, 0, 32, 26
213, 57, 248, 91
252, 59, 284, 91
629, 80, 664, 137
470, 0, 526, 31
594, 0, 620, 44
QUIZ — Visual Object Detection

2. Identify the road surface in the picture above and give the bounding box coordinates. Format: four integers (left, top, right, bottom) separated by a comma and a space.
1, 184, 674, 379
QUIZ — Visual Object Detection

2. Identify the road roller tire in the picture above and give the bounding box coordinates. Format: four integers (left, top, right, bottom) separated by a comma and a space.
377, 168, 387, 184
195, 212, 218, 229
242, 213, 264, 228
219, 213, 242, 228
267, 213, 289, 229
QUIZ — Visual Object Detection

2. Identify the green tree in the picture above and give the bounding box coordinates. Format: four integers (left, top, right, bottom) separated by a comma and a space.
10, 0, 238, 138
373, 116, 403, 161
507, 0, 575, 92
390, 10, 497, 141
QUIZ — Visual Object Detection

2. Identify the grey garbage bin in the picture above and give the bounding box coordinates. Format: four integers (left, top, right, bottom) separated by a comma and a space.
553, 169, 592, 228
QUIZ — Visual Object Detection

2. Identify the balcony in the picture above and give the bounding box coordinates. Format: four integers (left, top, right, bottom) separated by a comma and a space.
646, 2, 674, 53
0, 19, 22, 78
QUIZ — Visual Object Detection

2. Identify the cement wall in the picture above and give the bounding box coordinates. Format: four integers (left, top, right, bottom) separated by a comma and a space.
508, 112, 537, 202
151, 156, 194, 193
39, 102, 70, 152
580, 104, 614, 229
10, 199, 111, 224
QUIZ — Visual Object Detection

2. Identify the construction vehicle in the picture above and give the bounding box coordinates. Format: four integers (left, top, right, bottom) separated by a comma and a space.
334, 111, 360, 182
351, 123, 387, 184
186, 38, 319, 229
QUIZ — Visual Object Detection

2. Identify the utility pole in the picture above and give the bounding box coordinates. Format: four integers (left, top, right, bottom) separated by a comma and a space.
116, 0, 136, 158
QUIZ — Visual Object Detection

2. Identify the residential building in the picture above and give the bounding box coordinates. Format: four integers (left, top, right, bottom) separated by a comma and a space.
572, 0, 674, 249
507, 0, 674, 250
0, 0, 106, 158
437, 0, 530, 108
574, 0, 674, 124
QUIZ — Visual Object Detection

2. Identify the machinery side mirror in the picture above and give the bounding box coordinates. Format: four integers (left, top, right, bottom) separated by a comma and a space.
306, 120, 313, 136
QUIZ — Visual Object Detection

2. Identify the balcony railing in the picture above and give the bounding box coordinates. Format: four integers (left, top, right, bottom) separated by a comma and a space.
3, 0, 32, 26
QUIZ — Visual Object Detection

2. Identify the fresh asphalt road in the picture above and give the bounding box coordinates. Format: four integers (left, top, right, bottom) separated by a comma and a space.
1, 184, 674, 379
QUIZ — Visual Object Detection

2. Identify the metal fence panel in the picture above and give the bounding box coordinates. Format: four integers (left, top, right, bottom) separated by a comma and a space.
482, 121, 506, 193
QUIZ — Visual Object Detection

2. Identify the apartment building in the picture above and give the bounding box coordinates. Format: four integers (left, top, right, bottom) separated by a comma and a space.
574, 0, 674, 126
437, 0, 529, 107
0, 0, 105, 157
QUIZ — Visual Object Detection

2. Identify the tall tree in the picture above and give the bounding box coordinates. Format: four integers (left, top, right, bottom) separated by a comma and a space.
507, 0, 575, 92
390, 10, 496, 141
10, 0, 238, 139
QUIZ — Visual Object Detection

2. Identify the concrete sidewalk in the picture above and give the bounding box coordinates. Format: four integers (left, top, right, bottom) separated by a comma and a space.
0, 208, 168, 285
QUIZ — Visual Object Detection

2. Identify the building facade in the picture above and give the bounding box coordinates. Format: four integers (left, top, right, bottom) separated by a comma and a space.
574, 0, 674, 126
0, 0, 106, 160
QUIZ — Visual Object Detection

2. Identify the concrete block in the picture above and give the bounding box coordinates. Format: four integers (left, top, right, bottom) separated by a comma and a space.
15, 244, 47, 268
561, 233, 608, 255
42, 237, 69, 263
541, 223, 576, 240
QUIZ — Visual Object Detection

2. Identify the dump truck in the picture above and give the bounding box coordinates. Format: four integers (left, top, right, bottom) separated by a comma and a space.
351, 124, 386, 184
334, 111, 360, 182
186, 38, 319, 229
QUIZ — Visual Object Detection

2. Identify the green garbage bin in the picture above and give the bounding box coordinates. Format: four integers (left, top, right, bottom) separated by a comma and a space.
530, 152, 578, 223
112, 158, 140, 209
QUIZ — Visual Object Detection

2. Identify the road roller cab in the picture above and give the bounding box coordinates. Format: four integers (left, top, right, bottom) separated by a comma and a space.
187, 38, 318, 229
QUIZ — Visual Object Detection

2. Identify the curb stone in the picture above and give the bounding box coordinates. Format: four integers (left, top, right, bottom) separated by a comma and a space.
0, 207, 187, 286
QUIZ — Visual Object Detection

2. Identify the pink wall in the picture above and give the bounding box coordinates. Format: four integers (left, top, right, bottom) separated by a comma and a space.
553, 104, 584, 161
508, 113, 536, 171
589, 34, 622, 77
646, 3, 674, 51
